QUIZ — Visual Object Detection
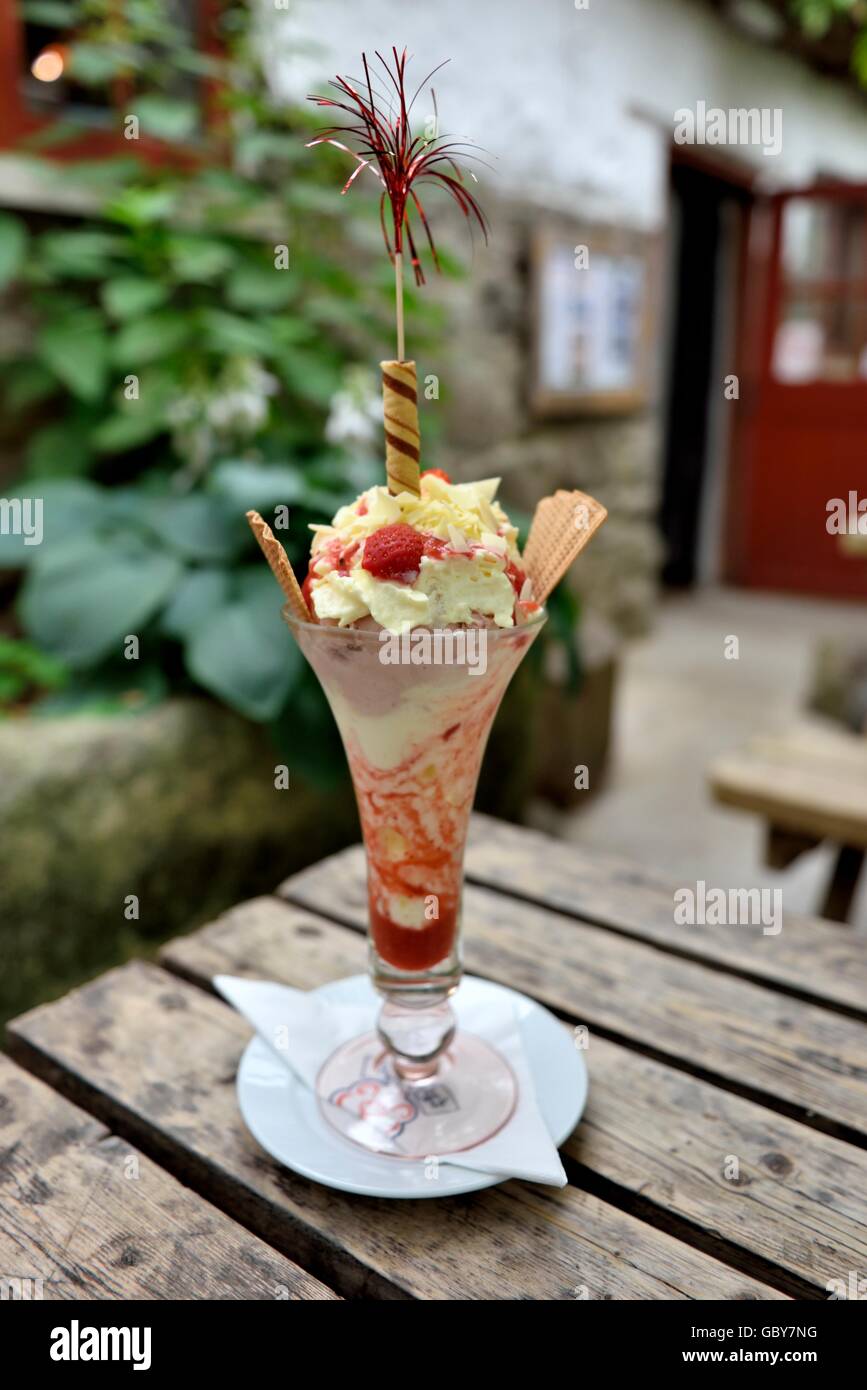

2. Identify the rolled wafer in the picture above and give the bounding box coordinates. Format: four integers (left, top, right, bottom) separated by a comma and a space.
381, 359, 421, 496
522, 489, 607, 605
246, 509, 313, 622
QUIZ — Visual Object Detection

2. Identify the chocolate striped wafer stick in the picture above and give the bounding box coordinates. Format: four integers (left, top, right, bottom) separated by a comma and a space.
381, 359, 421, 496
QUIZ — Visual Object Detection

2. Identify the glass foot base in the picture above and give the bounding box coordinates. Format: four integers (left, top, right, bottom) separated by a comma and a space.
316, 1031, 517, 1160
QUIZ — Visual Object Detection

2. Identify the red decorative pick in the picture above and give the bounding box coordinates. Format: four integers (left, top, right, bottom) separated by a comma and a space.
307, 47, 488, 360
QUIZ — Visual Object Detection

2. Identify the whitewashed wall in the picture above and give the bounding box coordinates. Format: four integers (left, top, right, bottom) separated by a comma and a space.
264, 0, 867, 230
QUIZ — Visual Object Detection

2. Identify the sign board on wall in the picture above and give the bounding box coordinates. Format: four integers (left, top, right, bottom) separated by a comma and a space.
530, 226, 656, 416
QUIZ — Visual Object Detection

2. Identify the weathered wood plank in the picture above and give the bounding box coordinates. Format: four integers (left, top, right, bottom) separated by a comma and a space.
161, 895, 867, 1296
6, 962, 783, 1301
458, 815, 867, 1016
710, 719, 867, 849
281, 847, 867, 1145
0, 1054, 336, 1301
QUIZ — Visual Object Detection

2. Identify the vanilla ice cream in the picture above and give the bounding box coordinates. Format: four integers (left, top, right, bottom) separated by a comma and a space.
305, 472, 532, 633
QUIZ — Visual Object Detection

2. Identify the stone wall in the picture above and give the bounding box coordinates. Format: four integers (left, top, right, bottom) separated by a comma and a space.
0, 699, 360, 1022
422, 196, 664, 640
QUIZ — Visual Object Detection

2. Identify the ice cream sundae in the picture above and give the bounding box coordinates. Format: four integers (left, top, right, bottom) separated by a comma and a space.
295, 452, 544, 979
244, 46, 607, 1156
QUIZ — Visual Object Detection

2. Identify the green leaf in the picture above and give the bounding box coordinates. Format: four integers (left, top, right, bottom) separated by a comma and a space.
3, 361, 56, 411
277, 347, 341, 406
19, 533, 182, 668
286, 184, 345, 215
545, 583, 583, 691
0, 212, 27, 290
112, 311, 192, 364
135, 95, 200, 142
185, 568, 301, 720
270, 664, 348, 791
25, 421, 93, 479
92, 366, 176, 453
34, 661, 168, 716
796, 2, 832, 39
0, 635, 67, 707
853, 30, 867, 87
91, 408, 167, 453
0, 671, 26, 704
234, 130, 304, 167
68, 41, 137, 86
0, 480, 106, 569
106, 185, 178, 228
260, 314, 312, 348
53, 156, 143, 189
171, 50, 225, 80
137, 495, 246, 563
209, 459, 307, 514
168, 236, 236, 283
225, 263, 297, 311
199, 309, 276, 356
37, 311, 109, 401
101, 276, 170, 320
39, 229, 124, 280
161, 567, 231, 640
20, 1, 75, 25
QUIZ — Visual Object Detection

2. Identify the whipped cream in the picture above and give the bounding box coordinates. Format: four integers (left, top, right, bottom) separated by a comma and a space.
307, 474, 525, 633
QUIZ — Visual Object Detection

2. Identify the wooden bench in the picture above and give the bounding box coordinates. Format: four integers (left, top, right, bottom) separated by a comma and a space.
710, 719, 867, 922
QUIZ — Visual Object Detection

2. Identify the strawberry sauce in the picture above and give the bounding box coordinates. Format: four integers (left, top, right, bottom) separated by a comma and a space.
340, 671, 509, 973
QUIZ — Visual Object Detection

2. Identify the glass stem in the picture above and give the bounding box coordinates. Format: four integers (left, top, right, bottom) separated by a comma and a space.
377, 995, 457, 1079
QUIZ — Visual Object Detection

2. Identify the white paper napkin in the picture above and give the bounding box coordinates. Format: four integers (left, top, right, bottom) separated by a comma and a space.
215, 974, 567, 1187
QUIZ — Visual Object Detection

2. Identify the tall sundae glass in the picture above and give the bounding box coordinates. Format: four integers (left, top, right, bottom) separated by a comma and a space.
287, 605, 544, 1158
248, 352, 606, 1161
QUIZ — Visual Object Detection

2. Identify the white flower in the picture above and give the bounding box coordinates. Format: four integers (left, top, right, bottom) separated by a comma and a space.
168, 357, 279, 478
325, 365, 382, 447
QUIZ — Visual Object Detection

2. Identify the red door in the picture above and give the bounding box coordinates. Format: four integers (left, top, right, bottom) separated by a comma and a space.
727, 185, 867, 597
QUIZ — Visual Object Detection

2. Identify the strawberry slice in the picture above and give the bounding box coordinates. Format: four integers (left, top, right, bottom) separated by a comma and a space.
504, 558, 527, 595
421, 468, 451, 483
361, 523, 425, 583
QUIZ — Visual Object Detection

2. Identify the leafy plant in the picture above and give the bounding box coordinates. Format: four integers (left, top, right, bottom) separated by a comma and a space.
4, 6, 447, 485
0, 1, 579, 787
0, 462, 374, 748
0, 1, 438, 772
0, 636, 67, 709
789, 0, 867, 88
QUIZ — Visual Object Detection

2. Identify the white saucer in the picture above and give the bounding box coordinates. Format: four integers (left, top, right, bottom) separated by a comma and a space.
236, 973, 587, 1199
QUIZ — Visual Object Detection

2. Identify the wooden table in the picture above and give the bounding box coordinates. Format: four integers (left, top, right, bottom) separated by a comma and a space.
4, 813, 867, 1301
710, 719, 867, 922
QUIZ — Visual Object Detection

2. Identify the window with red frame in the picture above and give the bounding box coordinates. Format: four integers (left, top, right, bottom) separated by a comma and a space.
0, 1, 220, 160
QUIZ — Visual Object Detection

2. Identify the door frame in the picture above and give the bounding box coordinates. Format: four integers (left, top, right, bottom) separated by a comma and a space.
725, 180, 867, 594
662, 142, 756, 586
